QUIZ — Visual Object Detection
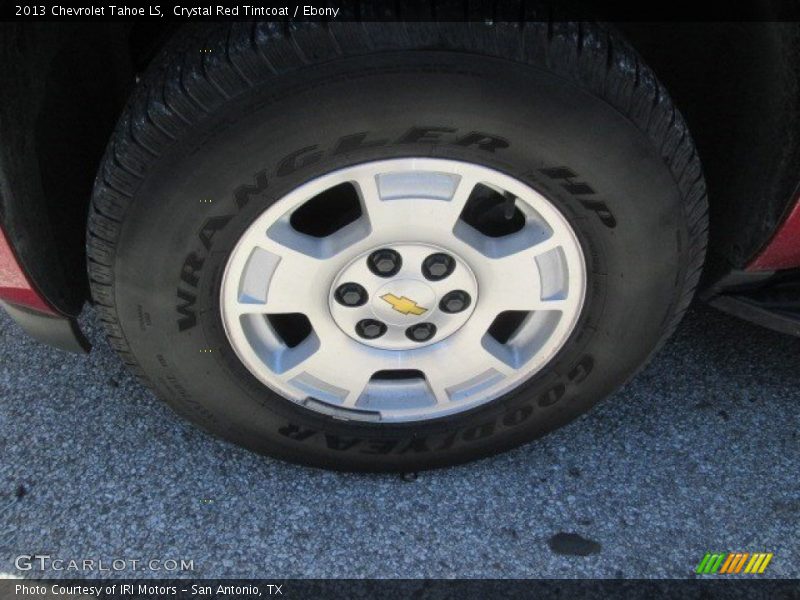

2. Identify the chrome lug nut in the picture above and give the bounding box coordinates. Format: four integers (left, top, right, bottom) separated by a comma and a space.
440, 290, 471, 313
356, 319, 387, 339
422, 253, 455, 280
406, 322, 437, 342
368, 249, 402, 277
334, 282, 368, 307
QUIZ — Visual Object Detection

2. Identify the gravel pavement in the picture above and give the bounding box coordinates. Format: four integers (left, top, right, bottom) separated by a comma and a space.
0, 302, 798, 579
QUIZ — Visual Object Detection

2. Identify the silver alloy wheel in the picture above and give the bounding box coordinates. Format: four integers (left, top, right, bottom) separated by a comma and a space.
220, 159, 586, 423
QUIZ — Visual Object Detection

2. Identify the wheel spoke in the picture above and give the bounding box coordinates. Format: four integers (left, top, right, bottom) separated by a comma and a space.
263, 260, 324, 314
469, 230, 577, 313
355, 171, 479, 239
225, 233, 328, 317
422, 367, 453, 406
431, 173, 479, 226
479, 272, 571, 313
398, 338, 516, 406
278, 328, 377, 408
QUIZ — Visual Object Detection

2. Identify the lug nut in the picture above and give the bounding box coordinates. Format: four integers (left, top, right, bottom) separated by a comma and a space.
334, 282, 368, 307
406, 322, 437, 343
422, 253, 455, 281
368, 249, 402, 277
356, 319, 387, 340
440, 290, 471, 313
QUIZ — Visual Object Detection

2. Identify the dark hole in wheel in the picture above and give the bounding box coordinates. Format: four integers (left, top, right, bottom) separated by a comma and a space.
487, 311, 530, 344
371, 369, 425, 381
266, 313, 312, 348
460, 183, 525, 237
290, 182, 362, 237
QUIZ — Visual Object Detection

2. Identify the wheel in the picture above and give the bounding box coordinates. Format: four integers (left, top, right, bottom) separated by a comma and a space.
87, 20, 707, 471
220, 158, 586, 424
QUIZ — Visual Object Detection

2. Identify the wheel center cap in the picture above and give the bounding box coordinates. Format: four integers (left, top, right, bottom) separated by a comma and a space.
373, 279, 436, 326
329, 243, 478, 350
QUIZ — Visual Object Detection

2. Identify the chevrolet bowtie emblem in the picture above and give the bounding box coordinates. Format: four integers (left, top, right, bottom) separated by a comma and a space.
381, 293, 428, 316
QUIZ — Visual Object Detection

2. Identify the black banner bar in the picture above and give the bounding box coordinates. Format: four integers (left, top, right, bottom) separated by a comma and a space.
3, 579, 800, 600
3, 1, 800, 23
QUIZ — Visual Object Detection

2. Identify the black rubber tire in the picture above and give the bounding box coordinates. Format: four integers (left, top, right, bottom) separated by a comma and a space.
87, 19, 708, 472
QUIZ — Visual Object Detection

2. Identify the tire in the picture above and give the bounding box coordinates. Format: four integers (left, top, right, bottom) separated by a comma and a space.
87, 19, 707, 472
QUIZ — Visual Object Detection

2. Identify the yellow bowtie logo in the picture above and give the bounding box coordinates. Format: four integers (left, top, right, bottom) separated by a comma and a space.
381, 293, 428, 316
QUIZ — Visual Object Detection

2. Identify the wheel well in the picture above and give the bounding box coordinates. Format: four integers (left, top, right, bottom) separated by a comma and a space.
1, 21, 798, 315
618, 22, 800, 279
0, 22, 173, 316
